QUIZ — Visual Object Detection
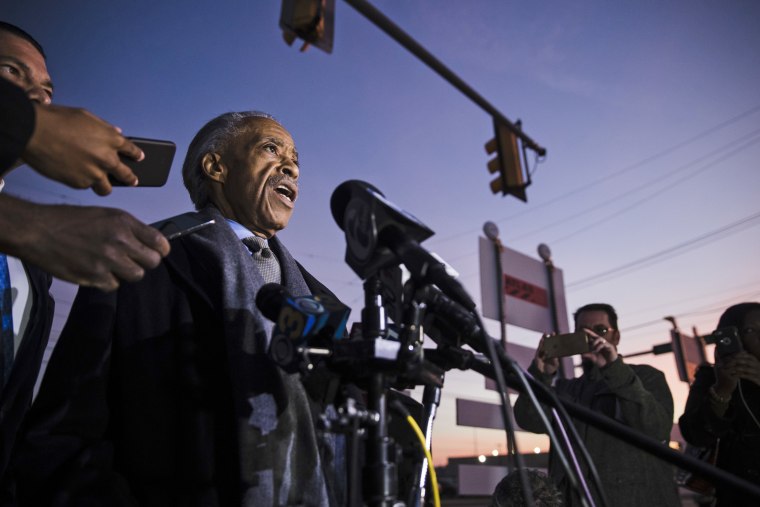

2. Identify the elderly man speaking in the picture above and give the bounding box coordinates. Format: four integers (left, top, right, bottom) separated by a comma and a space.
8, 112, 346, 507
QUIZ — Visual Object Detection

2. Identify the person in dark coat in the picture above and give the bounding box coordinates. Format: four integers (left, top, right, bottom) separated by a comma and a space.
679, 302, 760, 506
514, 303, 680, 507
0, 21, 165, 493
8, 111, 346, 506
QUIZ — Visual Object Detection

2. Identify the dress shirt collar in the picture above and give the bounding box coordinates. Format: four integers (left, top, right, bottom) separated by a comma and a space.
225, 219, 270, 246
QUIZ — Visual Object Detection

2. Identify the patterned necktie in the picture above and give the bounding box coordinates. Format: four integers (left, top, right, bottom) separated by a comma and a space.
242, 236, 281, 284
0, 254, 15, 391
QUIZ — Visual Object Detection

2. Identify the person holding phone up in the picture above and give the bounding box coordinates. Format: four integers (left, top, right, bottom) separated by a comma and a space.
679, 302, 760, 506
0, 21, 170, 292
0, 21, 170, 488
514, 303, 679, 507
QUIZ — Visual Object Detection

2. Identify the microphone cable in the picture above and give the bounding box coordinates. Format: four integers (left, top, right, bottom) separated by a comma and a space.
390, 400, 441, 507
475, 311, 535, 507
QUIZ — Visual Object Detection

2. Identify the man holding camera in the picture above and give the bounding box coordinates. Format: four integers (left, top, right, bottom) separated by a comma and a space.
514, 303, 679, 507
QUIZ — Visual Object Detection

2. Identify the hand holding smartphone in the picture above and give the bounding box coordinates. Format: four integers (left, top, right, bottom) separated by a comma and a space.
542, 331, 591, 359
110, 137, 176, 187
710, 327, 743, 358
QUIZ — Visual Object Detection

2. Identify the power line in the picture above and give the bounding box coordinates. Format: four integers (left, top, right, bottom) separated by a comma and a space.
429, 103, 760, 247
624, 278, 760, 320
510, 128, 760, 245
621, 288, 760, 333
545, 134, 760, 246
439, 128, 759, 268
567, 210, 760, 290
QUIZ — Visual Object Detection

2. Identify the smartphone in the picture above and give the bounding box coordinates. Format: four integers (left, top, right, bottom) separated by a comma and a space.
711, 327, 743, 358
110, 137, 176, 187
150, 212, 215, 240
543, 331, 590, 359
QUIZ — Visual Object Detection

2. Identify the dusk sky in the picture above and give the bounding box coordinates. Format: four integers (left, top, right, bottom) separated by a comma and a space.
5, 1, 760, 465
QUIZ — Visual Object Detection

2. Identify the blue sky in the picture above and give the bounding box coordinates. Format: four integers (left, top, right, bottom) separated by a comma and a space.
5, 1, 760, 463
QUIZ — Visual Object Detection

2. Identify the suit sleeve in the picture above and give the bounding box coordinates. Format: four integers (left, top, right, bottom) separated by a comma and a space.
0, 79, 35, 173
8, 286, 137, 506
602, 358, 674, 441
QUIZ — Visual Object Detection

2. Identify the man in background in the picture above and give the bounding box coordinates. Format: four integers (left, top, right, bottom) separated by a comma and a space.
514, 303, 679, 507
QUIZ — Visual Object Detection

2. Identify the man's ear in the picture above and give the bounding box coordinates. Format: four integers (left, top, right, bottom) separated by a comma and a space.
201, 153, 226, 183
610, 329, 621, 346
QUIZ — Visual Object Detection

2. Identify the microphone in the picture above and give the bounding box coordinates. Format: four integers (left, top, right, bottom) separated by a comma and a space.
255, 283, 351, 371
330, 180, 475, 310
417, 285, 482, 350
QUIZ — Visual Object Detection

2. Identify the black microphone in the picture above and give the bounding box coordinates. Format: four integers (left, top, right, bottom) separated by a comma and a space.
330, 180, 475, 310
417, 285, 482, 349
255, 283, 351, 371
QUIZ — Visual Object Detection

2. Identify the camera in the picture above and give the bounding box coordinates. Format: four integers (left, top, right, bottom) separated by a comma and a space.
542, 331, 591, 359
705, 326, 743, 358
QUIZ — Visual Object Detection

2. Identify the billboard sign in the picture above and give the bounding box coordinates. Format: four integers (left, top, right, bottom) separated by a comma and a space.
479, 237, 570, 334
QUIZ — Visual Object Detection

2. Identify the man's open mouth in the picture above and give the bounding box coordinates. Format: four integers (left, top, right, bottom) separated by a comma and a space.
274, 181, 297, 203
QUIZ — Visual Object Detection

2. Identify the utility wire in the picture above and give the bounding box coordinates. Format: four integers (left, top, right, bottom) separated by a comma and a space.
621, 289, 760, 334
567, 210, 760, 290
510, 129, 760, 245
623, 279, 760, 321
430, 103, 760, 247
545, 135, 760, 246
442, 130, 760, 271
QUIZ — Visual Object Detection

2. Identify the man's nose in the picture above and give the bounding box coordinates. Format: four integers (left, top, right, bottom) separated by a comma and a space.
27, 85, 51, 105
280, 159, 299, 180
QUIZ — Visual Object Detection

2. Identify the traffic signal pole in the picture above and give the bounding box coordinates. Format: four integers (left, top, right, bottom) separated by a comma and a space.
343, 0, 546, 157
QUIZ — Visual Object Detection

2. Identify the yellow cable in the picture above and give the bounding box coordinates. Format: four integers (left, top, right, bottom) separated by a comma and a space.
405, 414, 441, 507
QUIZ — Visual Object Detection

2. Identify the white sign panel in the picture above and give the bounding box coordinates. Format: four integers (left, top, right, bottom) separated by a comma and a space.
479, 237, 570, 334
456, 398, 527, 431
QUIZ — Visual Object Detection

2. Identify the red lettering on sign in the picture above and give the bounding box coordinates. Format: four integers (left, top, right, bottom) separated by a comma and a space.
502, 274, 548, 307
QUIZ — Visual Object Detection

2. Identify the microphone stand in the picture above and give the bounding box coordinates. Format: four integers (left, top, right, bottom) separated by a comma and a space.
360, 274, 399, 507
409, 384, 441, 507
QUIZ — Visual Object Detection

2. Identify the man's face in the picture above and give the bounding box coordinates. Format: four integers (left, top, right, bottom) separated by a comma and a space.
575, 309, 620, 358
211, 118, 299, 237
0, 31, 53, 104
741, 309, 760, 360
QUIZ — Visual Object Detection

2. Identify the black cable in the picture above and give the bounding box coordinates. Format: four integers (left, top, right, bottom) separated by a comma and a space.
508, 365, 599, 507
493, 350, 606, 507
519, 367, 760, 500
475, 312, 535, 507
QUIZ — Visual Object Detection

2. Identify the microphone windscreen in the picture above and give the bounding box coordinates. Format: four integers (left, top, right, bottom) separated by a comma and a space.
329, 179, 383, 230
255, 283, 289, 322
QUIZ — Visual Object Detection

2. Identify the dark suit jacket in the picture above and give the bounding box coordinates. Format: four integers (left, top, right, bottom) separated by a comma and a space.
0, 263, 54, 479
0, 77, 56, 482
0, 79, 55, 483
9, 208, 344, 507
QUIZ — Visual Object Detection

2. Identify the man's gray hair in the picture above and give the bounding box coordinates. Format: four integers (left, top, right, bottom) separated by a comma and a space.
182, 111, 277, 209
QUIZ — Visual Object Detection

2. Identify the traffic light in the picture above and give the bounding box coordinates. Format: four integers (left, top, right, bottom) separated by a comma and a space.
484, 119, 529, 202
280, 0, 335, 53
